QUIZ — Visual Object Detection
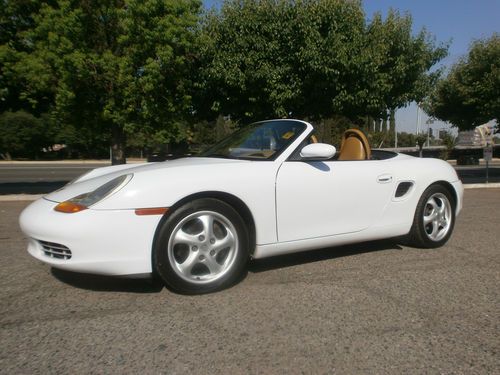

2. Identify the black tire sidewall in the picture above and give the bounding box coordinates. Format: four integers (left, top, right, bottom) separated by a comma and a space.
153, 198, 249, 294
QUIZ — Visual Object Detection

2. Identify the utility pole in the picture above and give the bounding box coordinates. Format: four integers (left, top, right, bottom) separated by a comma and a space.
426, 118, 435, 147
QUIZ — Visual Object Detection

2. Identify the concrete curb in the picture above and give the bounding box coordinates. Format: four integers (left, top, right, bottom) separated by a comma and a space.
0, 194, 44, 201
463, 183, 500, 189
1, 183, 499, 202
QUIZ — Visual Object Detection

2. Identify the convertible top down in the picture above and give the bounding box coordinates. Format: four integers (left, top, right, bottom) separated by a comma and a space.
20, 119, 463, 294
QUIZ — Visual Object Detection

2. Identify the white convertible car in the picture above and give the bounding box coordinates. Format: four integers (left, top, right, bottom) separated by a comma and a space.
20, 119, 463, 294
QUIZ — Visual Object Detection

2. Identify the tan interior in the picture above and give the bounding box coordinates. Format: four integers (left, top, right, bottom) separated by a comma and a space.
338, 128, 371, 161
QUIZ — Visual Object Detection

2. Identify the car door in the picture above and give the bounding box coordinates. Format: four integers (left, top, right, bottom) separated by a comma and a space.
275, 159, 395, 242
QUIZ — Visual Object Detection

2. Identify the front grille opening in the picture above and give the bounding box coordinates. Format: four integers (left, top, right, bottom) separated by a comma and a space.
38, 240, 72, 260
395, 182, 414, 198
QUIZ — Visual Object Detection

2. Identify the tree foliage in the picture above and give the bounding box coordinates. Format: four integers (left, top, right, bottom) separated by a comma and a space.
197, 0, 447, 123
426, 34, 500, 130
3, 0, 201, 163
0, 0, 57, 114
0, 111, 49, 159
439, 130, 456, 160
1, 0, 450, 160
366, 10, 447, 111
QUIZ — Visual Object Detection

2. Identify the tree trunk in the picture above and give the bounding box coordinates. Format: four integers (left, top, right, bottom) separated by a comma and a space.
389, 109, 396, 147
389, 109, 396, 134
111, 123, 126, 165
362, 116, 369, 132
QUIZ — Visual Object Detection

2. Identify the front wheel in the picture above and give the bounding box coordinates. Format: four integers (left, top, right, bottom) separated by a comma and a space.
407, 184, 456, 248
153, 198, 249, 294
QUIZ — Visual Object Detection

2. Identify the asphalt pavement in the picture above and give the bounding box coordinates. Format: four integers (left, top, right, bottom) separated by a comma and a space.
454, 164, 500, 184
0, 189, 499, 374
0, 163, 108, 194
0, 163, 107, 183
0, 161, 499, 194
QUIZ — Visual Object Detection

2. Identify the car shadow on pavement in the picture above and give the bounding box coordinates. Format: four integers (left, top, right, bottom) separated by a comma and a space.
249, 239, 403, 273
50, 240, 402, 293
51, 268, 163, 293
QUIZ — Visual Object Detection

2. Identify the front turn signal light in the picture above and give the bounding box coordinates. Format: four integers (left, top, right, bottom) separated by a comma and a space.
54, 201, 88, 213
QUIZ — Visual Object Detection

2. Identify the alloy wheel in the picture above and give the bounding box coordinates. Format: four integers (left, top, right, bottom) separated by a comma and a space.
167, 211, 238, 284
423, 192, 452, 242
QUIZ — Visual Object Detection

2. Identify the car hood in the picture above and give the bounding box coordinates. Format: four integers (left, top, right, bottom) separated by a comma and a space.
43, 157, 248, 204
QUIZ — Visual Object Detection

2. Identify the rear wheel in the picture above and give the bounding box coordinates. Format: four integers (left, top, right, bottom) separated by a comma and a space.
407, 184, 455, 248
153, 198, 248, 294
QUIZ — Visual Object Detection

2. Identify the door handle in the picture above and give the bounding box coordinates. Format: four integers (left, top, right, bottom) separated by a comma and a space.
377, 174, 393, 183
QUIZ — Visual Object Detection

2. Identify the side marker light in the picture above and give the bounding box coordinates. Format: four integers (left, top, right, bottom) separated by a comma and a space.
134, 207, 169, 216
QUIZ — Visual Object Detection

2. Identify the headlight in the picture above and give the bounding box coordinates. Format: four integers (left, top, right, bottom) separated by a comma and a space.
54, 174, 133, 213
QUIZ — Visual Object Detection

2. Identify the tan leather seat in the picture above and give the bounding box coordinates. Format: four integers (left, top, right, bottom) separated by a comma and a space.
338, 129, 371, 161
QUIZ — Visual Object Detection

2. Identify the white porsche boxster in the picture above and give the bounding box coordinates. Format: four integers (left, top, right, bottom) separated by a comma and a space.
20, 119, 463, 294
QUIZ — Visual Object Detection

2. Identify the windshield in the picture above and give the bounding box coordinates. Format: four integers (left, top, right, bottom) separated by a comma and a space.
199, 120, 307, 160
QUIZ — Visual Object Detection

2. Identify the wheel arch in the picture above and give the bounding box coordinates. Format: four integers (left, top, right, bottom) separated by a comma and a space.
426, 180, 458, 210
152, 191, 257, 259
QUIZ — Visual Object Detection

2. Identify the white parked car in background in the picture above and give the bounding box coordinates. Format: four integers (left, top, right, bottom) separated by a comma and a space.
19, 119, 463, 294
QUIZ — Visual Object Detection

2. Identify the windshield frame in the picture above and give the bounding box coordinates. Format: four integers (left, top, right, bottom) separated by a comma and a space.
198, 119, 308, 161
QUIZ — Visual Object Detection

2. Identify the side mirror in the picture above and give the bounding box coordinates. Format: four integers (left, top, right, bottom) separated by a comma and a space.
300, 143, 336, 160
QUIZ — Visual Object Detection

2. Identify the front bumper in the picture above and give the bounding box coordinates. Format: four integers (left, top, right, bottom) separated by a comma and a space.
19, 198, 163, 276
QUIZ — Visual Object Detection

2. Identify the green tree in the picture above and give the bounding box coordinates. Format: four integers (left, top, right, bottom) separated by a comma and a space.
10, 0, 201, 164
415, 133, 427, 157
0, 0, 56, 114
0, 110, 49, 159
198, 0, 367, 121
313, 116, 354, 146
439, 130, 456, 161
367, 10, 447, 115
426, 34, 500, 131
396, 132, 416, 147
189, 115, 236, 149
197, 0, 447, 124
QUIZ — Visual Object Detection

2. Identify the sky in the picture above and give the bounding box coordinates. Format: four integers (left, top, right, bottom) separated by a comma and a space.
363, 0, 499, 135
203, 0, 500, 134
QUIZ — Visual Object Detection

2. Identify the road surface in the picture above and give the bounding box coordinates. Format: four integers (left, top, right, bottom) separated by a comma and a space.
0, 163, 107, 194
0, 189, 498, 373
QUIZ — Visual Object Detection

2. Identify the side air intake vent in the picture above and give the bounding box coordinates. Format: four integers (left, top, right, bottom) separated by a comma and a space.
395, 182, 413, 198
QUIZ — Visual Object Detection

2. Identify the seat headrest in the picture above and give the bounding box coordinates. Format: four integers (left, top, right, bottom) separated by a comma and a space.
338, 128, 371, 161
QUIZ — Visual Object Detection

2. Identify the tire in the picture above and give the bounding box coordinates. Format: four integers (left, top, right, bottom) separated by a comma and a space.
407, 184, 456, 248
153, 198, 249, 294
